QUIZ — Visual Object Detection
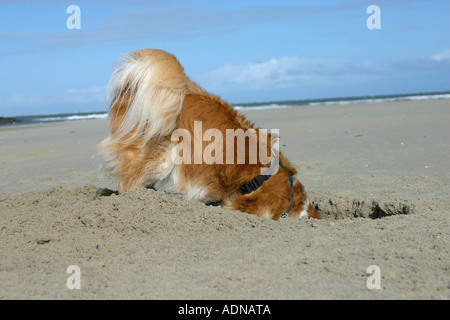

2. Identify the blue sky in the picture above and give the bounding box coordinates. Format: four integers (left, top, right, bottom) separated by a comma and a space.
0, 0, 449, 116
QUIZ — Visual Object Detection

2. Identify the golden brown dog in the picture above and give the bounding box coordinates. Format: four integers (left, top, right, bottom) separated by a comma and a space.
100, 49, 320, 220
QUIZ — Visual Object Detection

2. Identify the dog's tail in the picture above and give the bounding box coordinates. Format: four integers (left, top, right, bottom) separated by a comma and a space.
105, 49, 187, 143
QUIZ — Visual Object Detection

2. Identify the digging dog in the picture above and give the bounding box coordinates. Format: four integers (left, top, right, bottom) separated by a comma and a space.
100, 49, 320, 220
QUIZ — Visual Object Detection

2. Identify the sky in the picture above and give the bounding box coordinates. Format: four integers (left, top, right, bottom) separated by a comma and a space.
0, 0, 449, 116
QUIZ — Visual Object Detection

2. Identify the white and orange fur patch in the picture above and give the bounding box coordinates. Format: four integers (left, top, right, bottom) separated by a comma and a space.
100, 49, 320, 220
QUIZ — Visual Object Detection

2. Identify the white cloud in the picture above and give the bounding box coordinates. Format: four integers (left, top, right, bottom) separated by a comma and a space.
202, 56, 309, 89
199, 49, 450, 94
0, 85, 106, 115
393, 48, 450, 70
65, 85, 106, 105
66, 86, 104, 93
430, 49, 450, 62
197, 56, 381, 92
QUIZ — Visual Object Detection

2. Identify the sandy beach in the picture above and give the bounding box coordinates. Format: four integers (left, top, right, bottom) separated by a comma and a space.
0, 99, 448, 299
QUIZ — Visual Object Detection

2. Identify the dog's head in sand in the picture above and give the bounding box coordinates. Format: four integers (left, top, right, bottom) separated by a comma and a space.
100, 49, 320, 220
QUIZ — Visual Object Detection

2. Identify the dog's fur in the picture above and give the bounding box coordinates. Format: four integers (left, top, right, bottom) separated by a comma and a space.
100, 49, 320, 220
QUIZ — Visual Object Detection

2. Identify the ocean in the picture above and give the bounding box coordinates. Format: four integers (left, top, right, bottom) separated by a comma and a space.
3, 91, 450, 126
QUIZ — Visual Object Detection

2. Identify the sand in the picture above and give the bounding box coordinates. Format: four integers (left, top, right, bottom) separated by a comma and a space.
0, 99, 449, 299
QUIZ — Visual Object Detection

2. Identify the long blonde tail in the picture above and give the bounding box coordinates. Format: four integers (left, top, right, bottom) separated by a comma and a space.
106, 49, 187, 143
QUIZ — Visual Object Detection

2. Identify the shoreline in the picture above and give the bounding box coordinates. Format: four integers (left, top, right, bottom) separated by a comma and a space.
2, 92, 449, 127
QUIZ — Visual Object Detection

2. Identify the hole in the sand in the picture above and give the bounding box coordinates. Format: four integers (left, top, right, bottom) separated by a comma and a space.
98, 188, 119, 196
311, 196, 413, 220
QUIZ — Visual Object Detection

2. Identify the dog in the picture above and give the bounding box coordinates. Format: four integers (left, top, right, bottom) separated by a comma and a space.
100, 49, 320, 220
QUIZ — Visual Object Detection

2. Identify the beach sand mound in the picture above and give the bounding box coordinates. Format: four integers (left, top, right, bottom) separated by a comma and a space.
0, 184, 447, 299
